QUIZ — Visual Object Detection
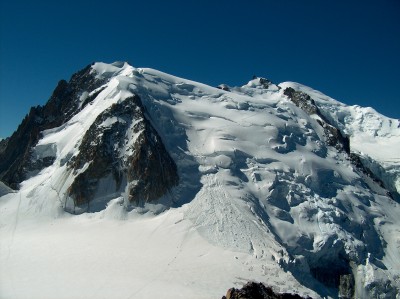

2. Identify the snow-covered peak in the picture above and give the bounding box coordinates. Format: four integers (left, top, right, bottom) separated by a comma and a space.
246, 76, 272, 87
91, 61, 133, 79
279, 81, 400, 137
280, 81, 400, 160
1, 61, 399, 298
242, 76, 281, 92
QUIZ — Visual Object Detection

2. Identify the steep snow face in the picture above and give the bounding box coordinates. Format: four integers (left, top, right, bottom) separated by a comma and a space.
1, 62, 400, 299
279, 82, 400, 200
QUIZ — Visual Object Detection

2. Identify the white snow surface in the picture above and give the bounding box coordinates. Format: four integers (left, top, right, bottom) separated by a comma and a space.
279, 82, 400, 198
1, 62, 400, 298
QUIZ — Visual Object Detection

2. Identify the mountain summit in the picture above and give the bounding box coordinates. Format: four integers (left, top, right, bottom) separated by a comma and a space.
1, 62, 399, 298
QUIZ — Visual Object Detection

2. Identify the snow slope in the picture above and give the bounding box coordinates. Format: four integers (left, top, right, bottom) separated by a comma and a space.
280, 81, 400, 200
0, 195, 310, 299
1, 62, 400, 298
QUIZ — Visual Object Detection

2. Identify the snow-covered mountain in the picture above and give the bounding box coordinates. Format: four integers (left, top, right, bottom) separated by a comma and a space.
1, 62, 399, 299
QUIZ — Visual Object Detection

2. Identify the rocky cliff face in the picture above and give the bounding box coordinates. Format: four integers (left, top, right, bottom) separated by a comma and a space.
0, 63, 179, 213
283, 87, 350, 154
0, 138, 8, 155
66, 95, 179, 212
0, 64, 106, 189
222, 282, 309, 299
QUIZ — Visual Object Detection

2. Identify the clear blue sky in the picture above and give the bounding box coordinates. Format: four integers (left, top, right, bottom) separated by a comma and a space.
1, 0, 399, 138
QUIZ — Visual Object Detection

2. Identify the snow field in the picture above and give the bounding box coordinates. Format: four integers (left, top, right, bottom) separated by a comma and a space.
0, 194, 313, 299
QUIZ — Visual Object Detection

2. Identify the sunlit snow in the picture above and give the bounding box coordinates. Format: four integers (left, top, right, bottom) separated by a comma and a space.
1, 62, 399, 299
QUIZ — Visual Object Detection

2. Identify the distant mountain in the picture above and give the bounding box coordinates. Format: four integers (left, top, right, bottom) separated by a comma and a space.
1, 62, 399, 299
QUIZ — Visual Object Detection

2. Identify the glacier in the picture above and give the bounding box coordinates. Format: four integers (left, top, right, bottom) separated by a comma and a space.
1, 61, 399, 299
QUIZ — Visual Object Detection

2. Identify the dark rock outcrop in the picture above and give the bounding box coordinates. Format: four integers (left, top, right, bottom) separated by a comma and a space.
66, 95, 179, 212
339, 274, 355, 299
350, 153, 393, 198
283, 87, 350, 153
283, 87, 319, 116
316, 119, 350, 154
0, 64, 106, 189
217, 84, 231, 91
249, 76, 281, 90
258, 78, 273, 89
0, 137, 9, 155
222, 282, 310, 299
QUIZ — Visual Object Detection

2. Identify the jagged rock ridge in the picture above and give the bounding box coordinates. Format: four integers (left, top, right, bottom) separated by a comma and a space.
283, 86, 350, 154
0, 64, 106, 188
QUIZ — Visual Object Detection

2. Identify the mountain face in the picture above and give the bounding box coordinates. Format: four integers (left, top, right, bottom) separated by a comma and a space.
1, 62, 400, 299
0, 64, 106, 189
66, 94, 178, 213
